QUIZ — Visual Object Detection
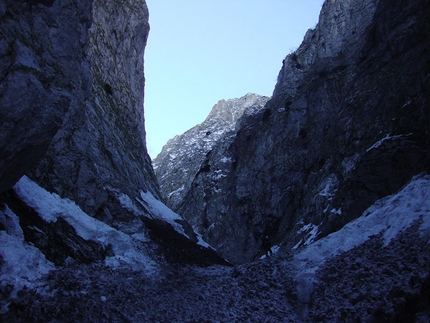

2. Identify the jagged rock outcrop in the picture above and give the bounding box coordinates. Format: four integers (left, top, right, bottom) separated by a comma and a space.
175, 0, 430, 264
153, 93, 269, 210
0, 0, 92, 193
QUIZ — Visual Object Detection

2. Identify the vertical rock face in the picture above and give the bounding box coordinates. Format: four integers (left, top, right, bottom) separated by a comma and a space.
0, 0, 225, 271
153, 93, 269, 210
0, 0, 93, 193
176, 0, 430, 264
30, 0, 160, 232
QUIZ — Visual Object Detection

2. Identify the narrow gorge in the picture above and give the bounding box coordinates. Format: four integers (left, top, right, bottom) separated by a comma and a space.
1, 0, 430, 321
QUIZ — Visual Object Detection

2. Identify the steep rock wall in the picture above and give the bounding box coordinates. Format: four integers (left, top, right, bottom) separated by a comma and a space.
0, 0, 225, 270
0, 0, 92, 193
177, 0, 430, 264
29, 0, 160, 233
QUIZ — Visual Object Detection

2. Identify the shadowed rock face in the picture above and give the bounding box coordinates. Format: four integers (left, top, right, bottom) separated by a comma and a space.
0, 0, 93, 193
29, 0, 160, 232
0, 0, 225, 269
175, 0, 430, 264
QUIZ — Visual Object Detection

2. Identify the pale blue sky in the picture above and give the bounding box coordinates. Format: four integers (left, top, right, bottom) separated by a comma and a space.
144, 0, 324, 158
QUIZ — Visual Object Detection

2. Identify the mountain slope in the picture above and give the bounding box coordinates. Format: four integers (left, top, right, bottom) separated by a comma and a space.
153, 93, 269, 210
2, 175, 430, 322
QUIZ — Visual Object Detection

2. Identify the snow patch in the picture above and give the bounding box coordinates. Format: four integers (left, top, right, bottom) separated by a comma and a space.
317, 174, 338, 200
295, 174, 430, 272
0, 206, 54, 302
13, 176, 157, 272
220, 157, 232, 163
366, 133, 413, 152
293, 223, 320, 249
137, 190, 189, 238
167, 185, 185, 199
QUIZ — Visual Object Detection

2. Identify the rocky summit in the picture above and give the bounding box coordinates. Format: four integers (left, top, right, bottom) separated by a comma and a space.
1, 0, 430, 322
153, 93, 269, 210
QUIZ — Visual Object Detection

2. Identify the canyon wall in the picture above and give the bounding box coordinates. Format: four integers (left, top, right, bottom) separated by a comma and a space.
174, 0, 430, 264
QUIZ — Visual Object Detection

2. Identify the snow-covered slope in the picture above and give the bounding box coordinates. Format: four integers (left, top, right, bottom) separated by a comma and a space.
293, 174, 430, 292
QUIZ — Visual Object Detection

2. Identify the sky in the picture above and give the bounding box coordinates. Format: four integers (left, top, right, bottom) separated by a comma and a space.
144, 0, 325, 158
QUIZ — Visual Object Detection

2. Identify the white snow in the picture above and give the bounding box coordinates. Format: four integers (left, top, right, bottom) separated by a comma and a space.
366, 133, 413, 152
0, 206, 54, 302
213, 170, 227, 180
167, 185, 185, 199
292, 174, 430, 303
13, 176, 158, 272
220, 157, 232, 163
136, 190, 215, 248
139, 190, 183, 223
318, 174, 338, 199
295, 174, 430, 272
293, 223, 320, 250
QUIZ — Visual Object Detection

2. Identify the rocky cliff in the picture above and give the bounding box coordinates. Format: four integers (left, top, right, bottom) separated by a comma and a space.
0, 0, 225, 279
175, 0, 430, 264
153, 93, 269, 210
29, 0, 160, 233
0, 0, 92, 193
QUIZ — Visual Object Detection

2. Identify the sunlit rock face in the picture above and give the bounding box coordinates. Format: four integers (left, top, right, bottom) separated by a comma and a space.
0, 0, 92, 193
175, 0, 430, 264
153, 93, 269, 210
29, 0, 160, 232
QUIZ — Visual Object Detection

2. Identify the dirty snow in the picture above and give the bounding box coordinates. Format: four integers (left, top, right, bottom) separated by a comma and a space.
0, 206, 54, 303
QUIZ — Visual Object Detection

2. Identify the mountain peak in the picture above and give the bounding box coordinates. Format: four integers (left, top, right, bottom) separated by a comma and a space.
153, 93, 269, 210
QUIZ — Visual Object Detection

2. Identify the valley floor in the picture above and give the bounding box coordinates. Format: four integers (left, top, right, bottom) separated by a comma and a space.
2, 222, 430, 323
1, 255, 300, 323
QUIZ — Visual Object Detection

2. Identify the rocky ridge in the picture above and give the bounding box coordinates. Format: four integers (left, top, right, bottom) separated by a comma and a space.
171, 0, 430, 264
153, 93, 269, 210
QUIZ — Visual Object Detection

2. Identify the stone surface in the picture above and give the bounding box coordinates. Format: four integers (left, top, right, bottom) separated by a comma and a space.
29, 0, 160, 232
173, 0, 430, 264
0, 0, 224, 271
0, 0, 93, 193
153, 93, 269, 210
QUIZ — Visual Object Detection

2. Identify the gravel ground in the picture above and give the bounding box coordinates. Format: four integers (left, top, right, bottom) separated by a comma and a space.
2, 223, 430, 322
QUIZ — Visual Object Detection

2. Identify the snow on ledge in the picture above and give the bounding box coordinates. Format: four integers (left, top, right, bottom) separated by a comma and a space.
295, 174, 430, 272
13, 176, 157, 272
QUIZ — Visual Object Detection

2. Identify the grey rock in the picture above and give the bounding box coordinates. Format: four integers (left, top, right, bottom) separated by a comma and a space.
0, 0, 92, 193
175, 0, 430, 264
29, 0, 160, 232
153, 93, 269, 210
0, 0, 222, 270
